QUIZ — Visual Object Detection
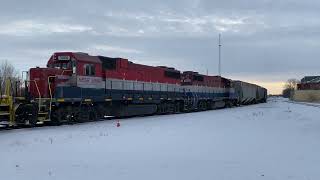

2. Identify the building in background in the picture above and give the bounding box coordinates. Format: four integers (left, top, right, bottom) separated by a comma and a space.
293, 76, 320, 103
298, 76, 320, 90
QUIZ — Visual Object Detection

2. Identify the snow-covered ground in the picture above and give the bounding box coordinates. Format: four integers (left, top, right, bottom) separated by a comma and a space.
1, 97, 320, 180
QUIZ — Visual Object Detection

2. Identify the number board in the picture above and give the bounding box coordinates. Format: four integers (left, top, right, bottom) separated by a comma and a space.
57, 56, 70, 61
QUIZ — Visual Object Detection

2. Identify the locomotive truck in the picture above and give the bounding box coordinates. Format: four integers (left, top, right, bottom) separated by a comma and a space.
0, 52, 267, 127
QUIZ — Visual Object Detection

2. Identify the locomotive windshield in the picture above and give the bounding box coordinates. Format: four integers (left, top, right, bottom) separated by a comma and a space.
48, 62, 70, 70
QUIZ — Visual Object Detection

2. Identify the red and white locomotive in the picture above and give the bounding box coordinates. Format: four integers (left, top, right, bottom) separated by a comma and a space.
25, 52, 236, 124
0, 52, 266, 127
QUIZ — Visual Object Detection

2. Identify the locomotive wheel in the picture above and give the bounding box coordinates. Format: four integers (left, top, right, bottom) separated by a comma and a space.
211, 102, 217, 109
164, 103, 170, 114
160, 103, 166, 114
74, 105, 98, 122
95, 105, 105, 120
226, 101, 232, 108
50, 110, 61, 125
175, 103, 180, 113
75, 106, 89, 123
198, 101, 206, 111
157, 104, 163, 114
197, 101, 202, 111
89, 107, 98, 121
207, 101, 213, 110
51, 108, 67, 125
15, 104, 38, 127
202, 102, 207, 111
51, 106, 77, 125
169, 103, 176, 113
175, 102, 184, 113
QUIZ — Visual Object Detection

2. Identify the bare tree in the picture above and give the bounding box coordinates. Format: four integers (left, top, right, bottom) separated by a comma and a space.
282, 78, 300, 98
0, 60, 20, 95
284, 79, 300, 90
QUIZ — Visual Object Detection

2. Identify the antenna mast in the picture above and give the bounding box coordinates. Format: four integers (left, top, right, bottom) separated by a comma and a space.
218, 33, 222, 76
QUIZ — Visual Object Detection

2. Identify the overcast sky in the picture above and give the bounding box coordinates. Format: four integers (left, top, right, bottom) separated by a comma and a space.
1, 0, 319, 94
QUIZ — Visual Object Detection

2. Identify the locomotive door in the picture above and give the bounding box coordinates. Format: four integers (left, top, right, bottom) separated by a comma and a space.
72, 59, 77, 75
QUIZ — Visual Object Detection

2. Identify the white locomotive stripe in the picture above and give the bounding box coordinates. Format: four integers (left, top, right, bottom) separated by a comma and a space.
77, 76, 104, 89
75, 76, 233, 94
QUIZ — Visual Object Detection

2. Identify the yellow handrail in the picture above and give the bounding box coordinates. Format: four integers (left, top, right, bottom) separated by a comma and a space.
28, 80, 41, 112
47, 76, 56, 118
4, 79, 11, 97
61, 69, 72, 75
0, 79, 14, 125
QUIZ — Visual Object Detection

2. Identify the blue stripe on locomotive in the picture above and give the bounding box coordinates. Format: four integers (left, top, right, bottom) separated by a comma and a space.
55, 86, 232, 102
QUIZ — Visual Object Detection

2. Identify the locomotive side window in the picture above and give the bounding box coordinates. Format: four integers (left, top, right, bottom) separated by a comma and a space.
62, 63, 68, 69
84, 64, 95, 76
55, 64, 60, 69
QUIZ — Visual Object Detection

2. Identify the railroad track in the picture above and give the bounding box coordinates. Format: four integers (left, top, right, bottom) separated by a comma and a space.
0, 108, 228, 131
0, 104, 262, 132
0, 112, 187, 131
0, 116, 118, 132
285, 100, 320, 108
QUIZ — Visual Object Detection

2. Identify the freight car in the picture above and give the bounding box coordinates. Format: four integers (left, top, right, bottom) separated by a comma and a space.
0, 52, 267, 127
257, 86, 268, 103
233, 81, 267, 105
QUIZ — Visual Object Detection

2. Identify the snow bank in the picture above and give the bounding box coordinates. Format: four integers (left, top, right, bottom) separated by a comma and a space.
1, 97, 320, 180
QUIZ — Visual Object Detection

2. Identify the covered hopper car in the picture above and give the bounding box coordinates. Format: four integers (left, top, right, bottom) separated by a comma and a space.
233, 81, 267, 105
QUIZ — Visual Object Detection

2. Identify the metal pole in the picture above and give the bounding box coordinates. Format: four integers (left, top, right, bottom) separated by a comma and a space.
21, 71, 28, 92
218, 33, 222, 76
0, 77, 2, 99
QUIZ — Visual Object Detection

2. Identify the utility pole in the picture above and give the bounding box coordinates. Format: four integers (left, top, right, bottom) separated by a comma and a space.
218, 33, 222, 76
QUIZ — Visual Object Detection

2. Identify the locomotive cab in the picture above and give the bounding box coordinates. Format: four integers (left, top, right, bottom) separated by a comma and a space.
29, 52, 105, 99
47, 52, 79, 75
29, 53, 75, 99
